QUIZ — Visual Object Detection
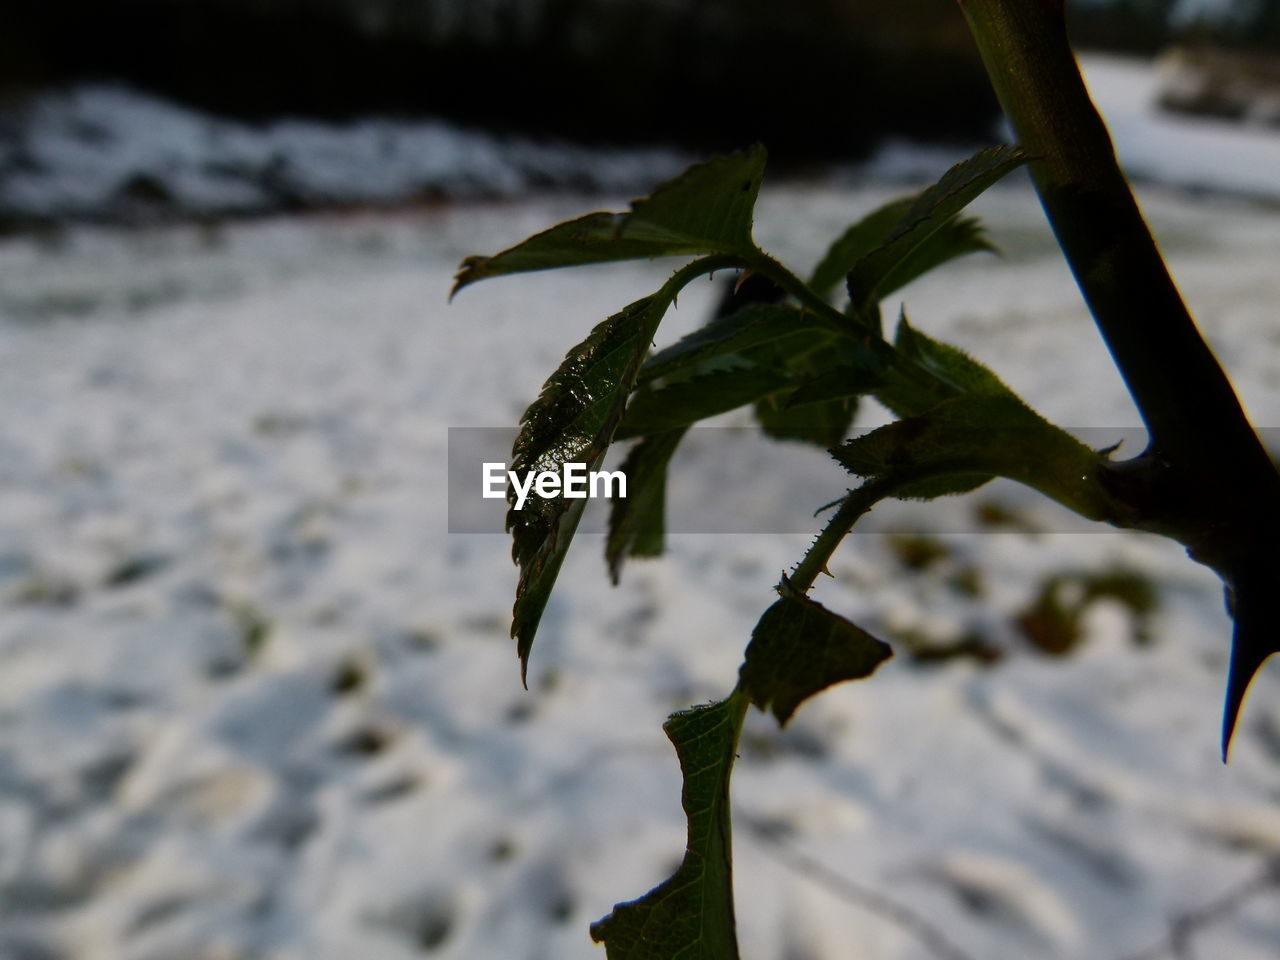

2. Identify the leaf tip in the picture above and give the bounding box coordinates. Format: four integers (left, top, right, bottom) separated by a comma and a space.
513, 618, 531, 690
517, 646, 531, 691
741, 595, 893, 728
450, 256, 491, 300
587, 917, 607, 944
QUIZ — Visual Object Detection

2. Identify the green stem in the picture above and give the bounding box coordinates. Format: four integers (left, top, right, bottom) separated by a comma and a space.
744, 251, 967, 414
668, 253, 756, 298
746, 250, 866, 335
787, 479, 896, 594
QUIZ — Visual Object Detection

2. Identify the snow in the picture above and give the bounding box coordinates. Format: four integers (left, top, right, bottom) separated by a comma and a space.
1083, 54, 1280, 198
0, 55, 1279, 960
6, 51, 1280, 224
0, 86, 689, 221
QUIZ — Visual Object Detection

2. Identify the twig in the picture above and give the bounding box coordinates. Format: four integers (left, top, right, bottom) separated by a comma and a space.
741, 813, 979, 960
1114, 859, 1280, 960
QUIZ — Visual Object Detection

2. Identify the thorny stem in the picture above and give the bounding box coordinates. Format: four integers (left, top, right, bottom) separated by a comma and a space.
667, 253, 756, 301
957, 1, 1260, 475
957, 0, 1280, 755
744, 250, 867, 335
786, 478, 897, 595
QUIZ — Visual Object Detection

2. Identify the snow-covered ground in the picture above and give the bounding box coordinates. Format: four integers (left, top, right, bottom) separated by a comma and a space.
1083, 53, 1280, 197
0, 86, 689, 222
0, 56, 1279, 960
8, 52, 1280, 225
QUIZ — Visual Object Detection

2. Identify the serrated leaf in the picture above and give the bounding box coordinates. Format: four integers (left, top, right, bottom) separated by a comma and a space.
591, 692, 746, 960
748, 327, 886, 447
740, 595, 893, 726
453, 213, 688, 294
834, 394, 1116, 519
736, 327, 841, 377
873, 215, 995, 303
784, 363, 883, 409
639, 303, 820, 386
873, 311, 1011, 419
846, 145, 1027, 312
510, 269, 700, 678
606, 430, 686, 584
809, 198, 913, 300
452, 147, 766, 296
625, 145, 766, 254
754, 394, 856, 448
894, 313, 1014, 397
617, 366, 794, 439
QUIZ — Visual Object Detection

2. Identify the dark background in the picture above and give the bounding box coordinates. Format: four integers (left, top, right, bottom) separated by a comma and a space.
3, 1, 1269, 158
0, 0, 1001, 162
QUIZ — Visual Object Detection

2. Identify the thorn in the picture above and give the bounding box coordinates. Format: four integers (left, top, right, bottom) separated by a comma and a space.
813, 494, 849, 518
1220, 569, 1280, 762
733, 269, 754, 296
1222, 637, 1268, 762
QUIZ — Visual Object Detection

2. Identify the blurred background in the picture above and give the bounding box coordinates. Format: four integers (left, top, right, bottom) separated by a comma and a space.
2, 3, 1280, 960
1, 0, 1278, 224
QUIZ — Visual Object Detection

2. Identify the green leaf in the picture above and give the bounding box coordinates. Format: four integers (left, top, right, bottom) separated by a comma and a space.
834, 394, 1117, 519
740, 595, 893, 726
735, 327, 842, 378
606, 430, 686, 584
784, 363, 883, 409
754, 393, 856, 448
617, 366, 794, 439
873, 215, 995, 303
639, 303, 820, 386
809, 198, 912, 300
625, 145, 766, 254
452, 147, 766, 296
846, 145, 1027, 312
591, 692, 746, 960
453, 213, 685, 295
810, 204, 993, 310
510, 262, 718, 679
748, 329, 893, 446
893, 313, 1015, 397
873, 311, 1012, 419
